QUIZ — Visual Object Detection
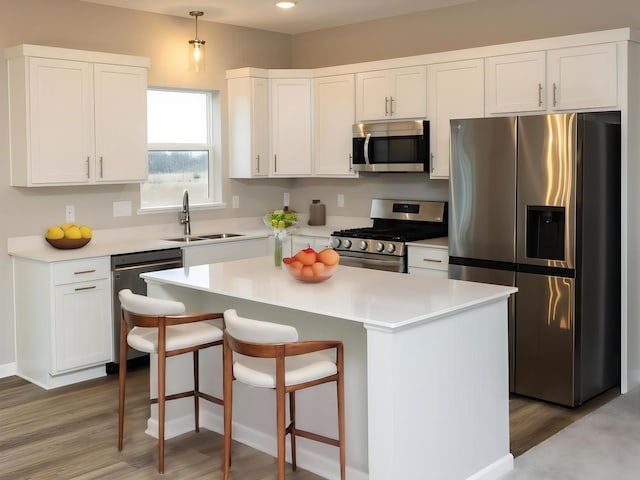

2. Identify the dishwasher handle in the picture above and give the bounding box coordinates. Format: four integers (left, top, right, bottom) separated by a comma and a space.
113, 259, 183, 272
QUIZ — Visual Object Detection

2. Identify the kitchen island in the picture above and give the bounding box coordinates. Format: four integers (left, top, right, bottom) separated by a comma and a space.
141, 257, 517, 480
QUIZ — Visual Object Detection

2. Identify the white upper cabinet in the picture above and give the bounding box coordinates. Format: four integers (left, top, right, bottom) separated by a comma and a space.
427, 58, 485, 179
485, 51, 546, 114
485, 43, 617, 114
355, 66, 427, 121
5, 45, 149, 187
313, 74, 357, 176
547, 43, 618, 111
228, 76, 270, 178
270, 78, 312, 176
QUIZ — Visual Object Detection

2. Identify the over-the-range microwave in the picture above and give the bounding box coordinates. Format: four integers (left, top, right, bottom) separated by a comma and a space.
352, 120, 429, 173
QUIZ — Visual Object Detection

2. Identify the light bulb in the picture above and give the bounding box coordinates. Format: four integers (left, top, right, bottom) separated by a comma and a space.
276, 1, 297, 8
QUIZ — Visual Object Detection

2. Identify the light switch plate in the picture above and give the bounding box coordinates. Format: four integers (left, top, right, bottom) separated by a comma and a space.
232, 195, 240, 208
65, 205, 75, 222
338, 194, 345, 208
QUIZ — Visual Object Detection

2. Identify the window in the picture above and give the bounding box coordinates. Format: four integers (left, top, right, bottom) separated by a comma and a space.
141, 88, 221, 210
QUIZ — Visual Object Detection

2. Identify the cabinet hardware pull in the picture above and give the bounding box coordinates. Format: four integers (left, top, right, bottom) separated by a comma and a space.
74, 269, 96, 275
422, 258, 442, 263
538, 83, 543, 107
430, 153, 435, 173
99, 156, 104, 178
75, 285, 97, 291
385, 96, 389, 116
553, 83, 558, 107
86, 157, 90, 178
274, 154, 277, 172
389, 96, 395, 115
349, 153, 353, 172
255, 154, 260, 173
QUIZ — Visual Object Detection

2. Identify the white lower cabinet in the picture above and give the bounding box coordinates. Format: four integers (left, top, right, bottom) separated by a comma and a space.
407, 245, 448, 278
291, 234, 331, 254
14, 256, 112, 389
182, 238, 269, 267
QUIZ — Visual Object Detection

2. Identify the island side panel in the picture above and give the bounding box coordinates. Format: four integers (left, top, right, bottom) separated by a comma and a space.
146, 280, 370, 480
365, 298, 513, 480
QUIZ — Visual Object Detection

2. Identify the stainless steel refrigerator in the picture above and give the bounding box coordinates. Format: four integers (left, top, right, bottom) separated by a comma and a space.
448, 112, 621, 407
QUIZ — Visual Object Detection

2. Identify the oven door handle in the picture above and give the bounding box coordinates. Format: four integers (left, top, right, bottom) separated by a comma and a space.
364, 133, 371, 165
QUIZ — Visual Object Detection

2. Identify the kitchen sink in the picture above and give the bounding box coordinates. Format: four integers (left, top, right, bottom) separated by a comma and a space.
164, 233, 244, 242
197, 233, 244, 239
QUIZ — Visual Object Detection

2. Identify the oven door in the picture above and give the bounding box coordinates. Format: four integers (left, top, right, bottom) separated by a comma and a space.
339, 251, 405, 273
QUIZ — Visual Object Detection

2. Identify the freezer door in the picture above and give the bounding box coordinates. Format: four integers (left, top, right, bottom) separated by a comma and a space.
449, 264, 516, 391
514, 271, 575, 406
449, 116, 517, 263
517, 114, 576, 268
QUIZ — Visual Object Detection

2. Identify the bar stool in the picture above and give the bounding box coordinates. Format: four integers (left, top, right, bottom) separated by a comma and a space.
117, 289, 224, 474
222, 308, 345, 480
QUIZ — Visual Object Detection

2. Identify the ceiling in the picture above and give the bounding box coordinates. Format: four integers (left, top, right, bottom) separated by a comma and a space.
79, 0, 479, 35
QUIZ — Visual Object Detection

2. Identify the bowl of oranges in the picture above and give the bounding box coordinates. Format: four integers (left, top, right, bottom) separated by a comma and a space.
45, 223, 92, 249
282, 247, 340, 283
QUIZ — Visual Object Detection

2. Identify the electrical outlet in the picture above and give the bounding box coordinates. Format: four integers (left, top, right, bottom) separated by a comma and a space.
65, 205, 75, 223
113, 201, 132, 217
232, 195, 240, 208
338, 194, 345, 208
284, 192, 290, 207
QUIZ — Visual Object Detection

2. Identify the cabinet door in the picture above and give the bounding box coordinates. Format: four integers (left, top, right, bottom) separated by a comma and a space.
389, 66, 427, 119
485, 51, 546, 113
53, 278, 111, 373
548, 43, 617, 110
28, 57, 94, 185
271, 78, 312, 176
228, 77, 270, 178
94, 64, 148, 182
427, 59, 485, 179
313, 74, 356, 176
355, 70, 390, 121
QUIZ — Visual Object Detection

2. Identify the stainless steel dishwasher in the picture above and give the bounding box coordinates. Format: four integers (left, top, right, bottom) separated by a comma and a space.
107, 248, 183, 373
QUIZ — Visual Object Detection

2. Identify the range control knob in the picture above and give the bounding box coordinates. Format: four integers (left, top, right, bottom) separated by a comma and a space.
343, 239, 352, 249
359, 240, 368, 250
331, 237, 341, 248
375, 242, 385, 252
387, 243, 396, 253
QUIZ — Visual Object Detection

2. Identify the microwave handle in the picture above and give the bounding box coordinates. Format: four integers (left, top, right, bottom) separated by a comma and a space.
364, 133, 371, 165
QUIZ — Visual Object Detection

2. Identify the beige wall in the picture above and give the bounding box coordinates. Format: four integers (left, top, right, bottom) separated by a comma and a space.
291, 0, 640, 67
0, 0, 638, 368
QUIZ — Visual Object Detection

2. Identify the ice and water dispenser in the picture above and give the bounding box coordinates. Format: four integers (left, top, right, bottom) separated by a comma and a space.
525, 206, 565, 260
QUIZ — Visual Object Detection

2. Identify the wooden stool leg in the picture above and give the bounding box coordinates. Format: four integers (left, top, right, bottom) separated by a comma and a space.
276, 383, 286, 480
193, 350, 200, 432
337, 348, 346, 480
118, 316, 128, 451
158, 352, 166, 474
289, 391, 297, 471
223, 336, 233, 480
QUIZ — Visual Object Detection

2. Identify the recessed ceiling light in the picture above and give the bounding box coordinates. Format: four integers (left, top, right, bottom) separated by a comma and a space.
276, 1, 297, 9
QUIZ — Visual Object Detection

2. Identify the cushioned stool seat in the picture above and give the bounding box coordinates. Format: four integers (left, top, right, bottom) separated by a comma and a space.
117, 289, 224, 474
222, 308, 345, 480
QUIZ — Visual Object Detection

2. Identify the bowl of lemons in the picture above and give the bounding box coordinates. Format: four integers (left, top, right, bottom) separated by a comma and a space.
45, 223, 92, 249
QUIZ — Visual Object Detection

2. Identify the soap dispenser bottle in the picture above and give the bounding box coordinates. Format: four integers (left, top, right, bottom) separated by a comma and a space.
308, 199, 326, 226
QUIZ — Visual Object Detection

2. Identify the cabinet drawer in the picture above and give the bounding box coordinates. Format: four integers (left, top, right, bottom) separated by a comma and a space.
407, 247, 448, 271
53, 257, 110, 285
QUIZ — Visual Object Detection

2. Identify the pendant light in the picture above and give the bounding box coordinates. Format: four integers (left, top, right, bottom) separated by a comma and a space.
276, 1, 297, 8
188, 10, 205, 72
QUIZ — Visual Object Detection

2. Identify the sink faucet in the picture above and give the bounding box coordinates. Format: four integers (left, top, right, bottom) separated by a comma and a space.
180, 189, 191, 236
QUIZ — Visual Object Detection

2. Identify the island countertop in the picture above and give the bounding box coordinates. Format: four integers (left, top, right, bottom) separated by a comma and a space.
141, 256, 517, 330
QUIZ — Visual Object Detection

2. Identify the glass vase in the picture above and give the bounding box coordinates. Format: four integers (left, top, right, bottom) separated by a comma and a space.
274, 234, 284, 267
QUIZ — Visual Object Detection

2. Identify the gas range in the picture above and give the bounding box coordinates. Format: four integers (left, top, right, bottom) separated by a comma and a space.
331, 199, 448, 272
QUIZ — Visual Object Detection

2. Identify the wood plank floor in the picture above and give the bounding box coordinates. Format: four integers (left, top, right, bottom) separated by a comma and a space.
0, 366, 620, 479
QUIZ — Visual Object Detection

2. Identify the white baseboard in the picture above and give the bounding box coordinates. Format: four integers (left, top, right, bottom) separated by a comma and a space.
0, 362, 17, 378
466, 453, 514, 480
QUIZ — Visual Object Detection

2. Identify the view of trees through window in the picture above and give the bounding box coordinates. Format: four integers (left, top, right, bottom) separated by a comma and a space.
141, 89, 214, 210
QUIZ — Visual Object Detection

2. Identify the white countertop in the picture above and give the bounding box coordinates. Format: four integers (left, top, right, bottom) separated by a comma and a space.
141, 256, 516, 330
407, 236, 448, 249
7, 216, 360, 262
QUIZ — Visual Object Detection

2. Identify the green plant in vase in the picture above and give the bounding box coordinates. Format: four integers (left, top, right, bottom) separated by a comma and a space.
264, 209, 298, 267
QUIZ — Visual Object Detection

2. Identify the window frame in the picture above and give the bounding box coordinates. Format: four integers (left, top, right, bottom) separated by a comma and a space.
139, 87, 223, 214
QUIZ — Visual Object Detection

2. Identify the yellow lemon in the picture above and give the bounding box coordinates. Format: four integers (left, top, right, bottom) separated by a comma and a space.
61, 223, 77, 231
79, 225, 92, 239
64, 226, 82, 239
45, 226, 65, 240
